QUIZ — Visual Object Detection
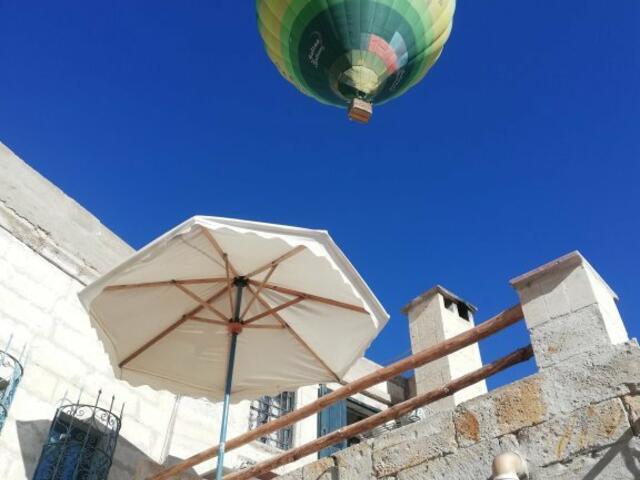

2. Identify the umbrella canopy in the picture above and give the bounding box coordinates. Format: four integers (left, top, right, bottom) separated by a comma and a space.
79, 216, 388, 402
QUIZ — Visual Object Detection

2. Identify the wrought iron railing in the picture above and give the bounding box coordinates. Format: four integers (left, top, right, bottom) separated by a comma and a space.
0, 346, 24, 433
358, 409, 424, 440
248, 392, 296, 450
33, 391, 123, 480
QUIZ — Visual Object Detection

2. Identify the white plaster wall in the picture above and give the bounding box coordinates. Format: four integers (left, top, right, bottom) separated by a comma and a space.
0, 225, 177, 479
340, 357, 403, 407
290, 385, 319, 468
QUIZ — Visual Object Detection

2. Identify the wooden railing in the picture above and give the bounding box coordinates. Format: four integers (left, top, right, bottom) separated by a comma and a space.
150, 304, 527, 480
227, 345, 533, 480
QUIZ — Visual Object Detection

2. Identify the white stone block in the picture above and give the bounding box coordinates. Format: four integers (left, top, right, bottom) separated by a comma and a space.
0, 286, 55, 334
511, 251, 628, 368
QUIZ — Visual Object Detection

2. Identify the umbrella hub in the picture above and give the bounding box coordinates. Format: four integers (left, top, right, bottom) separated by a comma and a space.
228, 323, 244, 335
231, 276, 248, 331
233, 276, 248, 288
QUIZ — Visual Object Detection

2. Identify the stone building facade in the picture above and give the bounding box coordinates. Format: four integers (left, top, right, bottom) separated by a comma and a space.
1, 140, 638, 480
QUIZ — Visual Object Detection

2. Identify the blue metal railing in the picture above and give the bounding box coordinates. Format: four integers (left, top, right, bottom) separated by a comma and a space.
0, 346, 24, 433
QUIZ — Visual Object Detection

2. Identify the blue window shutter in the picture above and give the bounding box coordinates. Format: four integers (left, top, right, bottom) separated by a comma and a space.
33, 417, 101, 480
317, 385, 347, 458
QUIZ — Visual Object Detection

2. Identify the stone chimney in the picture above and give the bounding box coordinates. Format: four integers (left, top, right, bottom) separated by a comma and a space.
402, 285, 487, 412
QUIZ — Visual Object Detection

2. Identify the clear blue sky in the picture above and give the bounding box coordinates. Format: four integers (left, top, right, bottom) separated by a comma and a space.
1, 2, 638, 389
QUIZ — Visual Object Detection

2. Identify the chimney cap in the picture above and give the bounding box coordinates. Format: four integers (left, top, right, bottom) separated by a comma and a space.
509, 250, 618, 299
401, 285, 477, 315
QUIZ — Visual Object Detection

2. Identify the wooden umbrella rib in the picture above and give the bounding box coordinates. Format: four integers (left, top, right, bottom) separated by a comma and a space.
119, 284, 230, 369
105, 280, 174, 291
247, 280, 368, 314
224, 255, 234, 317
105, 277, 227, 291
188, 284, 231, 318
173, 282, 229, 323
240, 265, 278, 320
243, 297, 304, 325
245, 245, 306, 278
243, 324, 286, 330
188, 316, 230, 327
245, 283, 340, 382
202, 228, 239, 277
175, 278, 228, 286
284, 322, 341, 382
119, 316, 189, 368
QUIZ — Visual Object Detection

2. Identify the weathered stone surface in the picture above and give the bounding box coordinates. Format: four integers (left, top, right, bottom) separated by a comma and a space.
517, 398, 630, 467
276, 466, 304, 480
533, 434, 640, 479
372, 412, 456, 477
453, 409, 480, 444
453, 376, 545, 448
301, 456, 335, 480
540, 341, 640, 418
494, 377, 546, 434
396, 437, 511, 480
622, 394, 640, 436
334, 442, 374, 480
529, 305, 613, 369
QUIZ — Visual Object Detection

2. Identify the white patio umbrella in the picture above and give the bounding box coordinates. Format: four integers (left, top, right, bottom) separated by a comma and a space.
78, 216, 388, 479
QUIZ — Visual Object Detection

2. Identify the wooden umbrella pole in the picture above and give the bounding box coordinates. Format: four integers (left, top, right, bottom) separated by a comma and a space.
226, 344, 534, 480
148, 304, 523, 480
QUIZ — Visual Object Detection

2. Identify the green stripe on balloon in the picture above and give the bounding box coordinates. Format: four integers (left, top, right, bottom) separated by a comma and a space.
294, 2, 422, 106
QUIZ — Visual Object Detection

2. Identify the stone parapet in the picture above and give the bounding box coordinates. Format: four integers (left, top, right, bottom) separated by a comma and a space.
276, 340, 640, 480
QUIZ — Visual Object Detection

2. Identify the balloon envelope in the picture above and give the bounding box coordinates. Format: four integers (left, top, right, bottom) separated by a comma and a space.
257, 0, 456, 109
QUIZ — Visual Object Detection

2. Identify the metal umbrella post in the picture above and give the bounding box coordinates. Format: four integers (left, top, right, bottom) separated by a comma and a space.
215, 277, 246, 480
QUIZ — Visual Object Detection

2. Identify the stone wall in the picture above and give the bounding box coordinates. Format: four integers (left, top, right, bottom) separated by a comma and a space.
275, 253, 639, 479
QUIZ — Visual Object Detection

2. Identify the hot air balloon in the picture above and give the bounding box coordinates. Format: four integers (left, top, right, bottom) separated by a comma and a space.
256, 0, 455, 123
